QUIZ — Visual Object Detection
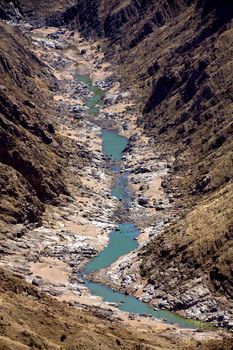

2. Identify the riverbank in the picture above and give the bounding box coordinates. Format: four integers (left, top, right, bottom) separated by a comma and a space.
28, 26, 181, 321
0, 25, 115, 306
0, 23, 144, 310
69, 29, 233, 329
0, 20, 231, 339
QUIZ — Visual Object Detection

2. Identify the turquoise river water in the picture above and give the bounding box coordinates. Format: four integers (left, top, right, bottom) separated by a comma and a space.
75, 73, 211, 329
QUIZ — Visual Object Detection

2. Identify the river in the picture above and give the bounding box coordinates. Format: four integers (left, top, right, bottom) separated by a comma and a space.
75, 73, 210, 330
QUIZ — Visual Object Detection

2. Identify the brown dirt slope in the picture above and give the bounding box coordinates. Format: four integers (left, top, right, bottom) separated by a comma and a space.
104, 0, 233, 307
0, 268, 233, 350
0, 20, 67, 225
117, 0, 233, 306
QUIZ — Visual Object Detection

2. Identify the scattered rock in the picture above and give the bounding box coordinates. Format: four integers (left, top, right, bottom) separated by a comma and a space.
138, 198, 149, 207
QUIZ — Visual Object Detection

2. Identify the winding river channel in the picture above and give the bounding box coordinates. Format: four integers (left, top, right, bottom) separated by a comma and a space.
76, 73, 210, 330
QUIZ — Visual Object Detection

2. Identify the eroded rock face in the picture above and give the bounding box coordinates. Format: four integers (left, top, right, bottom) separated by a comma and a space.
0, 21, 67, 224
48, 0, 194, 40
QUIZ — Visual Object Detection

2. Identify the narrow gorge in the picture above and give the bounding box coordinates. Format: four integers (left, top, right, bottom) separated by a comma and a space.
0, 1, 232, 350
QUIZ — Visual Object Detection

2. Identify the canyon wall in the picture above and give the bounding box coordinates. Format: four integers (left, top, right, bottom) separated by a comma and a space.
49, 0, 233, 312
106, 0, 233, 305
0, 21, 67, 226
0, 0, 232, 322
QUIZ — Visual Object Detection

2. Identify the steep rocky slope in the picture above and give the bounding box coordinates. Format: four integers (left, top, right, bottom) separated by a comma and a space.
50, 0, 233, 321
0, 0, 232, 333
115, 0, 233, 316
0, 21, 67, 226
108, 0, 233, 316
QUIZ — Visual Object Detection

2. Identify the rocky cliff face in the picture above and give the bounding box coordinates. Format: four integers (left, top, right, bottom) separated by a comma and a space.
0, 21, 67, 225
42, 0, 194, 39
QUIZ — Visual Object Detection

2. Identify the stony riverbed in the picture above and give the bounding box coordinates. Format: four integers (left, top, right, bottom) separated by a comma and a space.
0, 21, 231, 331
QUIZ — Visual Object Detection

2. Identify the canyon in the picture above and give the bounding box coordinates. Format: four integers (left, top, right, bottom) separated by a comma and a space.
0, 1, 232, 349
